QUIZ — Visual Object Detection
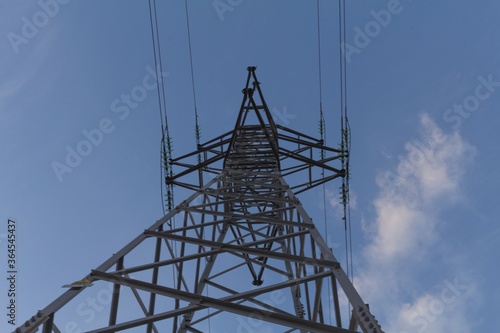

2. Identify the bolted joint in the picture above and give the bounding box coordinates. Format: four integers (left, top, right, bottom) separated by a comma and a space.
242, 87, 254, 96
252, 279, 263, 286
353, 305, 385, 333
339, 168, 347, 178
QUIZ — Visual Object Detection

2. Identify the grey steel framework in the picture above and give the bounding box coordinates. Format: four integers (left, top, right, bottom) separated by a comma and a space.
15, 67, 383, 333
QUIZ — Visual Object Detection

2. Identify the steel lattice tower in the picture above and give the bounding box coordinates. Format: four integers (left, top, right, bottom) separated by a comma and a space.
15, 67, 383, 333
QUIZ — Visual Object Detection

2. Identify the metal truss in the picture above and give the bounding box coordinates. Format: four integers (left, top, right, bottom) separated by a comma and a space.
15, 67, 383, 333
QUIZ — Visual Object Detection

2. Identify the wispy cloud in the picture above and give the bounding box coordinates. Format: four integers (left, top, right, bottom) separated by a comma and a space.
349, 114, 477, 331
366, 114, 475, 262
389, 286, 475, 333
0, 77, 29, 104
0, 29, 55, 109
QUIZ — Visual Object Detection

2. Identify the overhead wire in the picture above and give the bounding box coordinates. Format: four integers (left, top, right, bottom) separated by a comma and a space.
148, 0, 175, 217
341, 0, 353, 284
184, 0, 202, 163
316, 0, 333, 326
338, 0, 354, 316
148, 0, 179, 306
317, 0, 325, 154
346, 119, 353, 283
184, 2, 209, 331
338, 0, 354, 319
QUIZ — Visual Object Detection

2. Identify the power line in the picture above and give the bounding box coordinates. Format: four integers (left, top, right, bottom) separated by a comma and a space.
341, 0, 353, 284
148, 0, 174, 216
184, 0, 201, 154
337, 0, 354, 321
316, 0, 332, 326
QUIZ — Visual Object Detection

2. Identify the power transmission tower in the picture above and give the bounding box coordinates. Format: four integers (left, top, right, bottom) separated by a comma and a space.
15, 67, 383, 333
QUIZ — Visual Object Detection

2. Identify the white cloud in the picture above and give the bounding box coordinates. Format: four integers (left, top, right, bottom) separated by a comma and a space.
368, 197, 432, 261
389, 282, 475, 333
367, 114, 475, 263
413, 114, 474, 202
350, 114, 477, 331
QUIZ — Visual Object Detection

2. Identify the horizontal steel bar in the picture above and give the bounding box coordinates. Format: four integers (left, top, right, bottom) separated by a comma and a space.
144, 230, 339, 269
91, 271, 354, 333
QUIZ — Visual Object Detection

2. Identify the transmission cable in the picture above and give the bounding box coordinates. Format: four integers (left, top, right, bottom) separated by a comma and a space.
341, 0, 353, 284
147, 0, 180, 322
184, 0, 202, 162
316, 0, 333, 326
148, 0, 179, 300
148, 0, 175, 218
338, 0, 354, 320
184, 3, 210, 331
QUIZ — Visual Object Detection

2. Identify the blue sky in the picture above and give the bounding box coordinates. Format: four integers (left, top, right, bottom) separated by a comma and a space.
1, 0, 499, 332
